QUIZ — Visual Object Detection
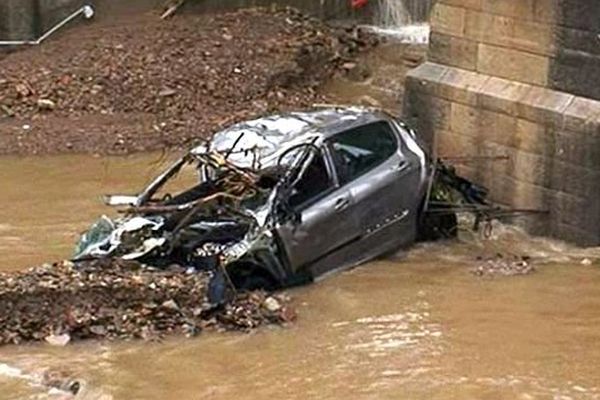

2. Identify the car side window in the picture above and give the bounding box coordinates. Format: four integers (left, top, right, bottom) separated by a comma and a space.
288, 153, 334, 208
328, 121, 398, 185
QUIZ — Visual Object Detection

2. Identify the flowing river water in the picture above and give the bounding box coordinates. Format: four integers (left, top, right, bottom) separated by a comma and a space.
1, 30, 600, 399
2, 147, 600, 400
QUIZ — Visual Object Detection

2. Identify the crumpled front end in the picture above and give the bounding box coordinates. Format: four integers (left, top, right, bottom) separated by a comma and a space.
73, 150, 291, 289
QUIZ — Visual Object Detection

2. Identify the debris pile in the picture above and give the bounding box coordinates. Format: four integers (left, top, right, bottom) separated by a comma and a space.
471, 254, 535, 277
0, 259, 294, 346
0, 7, 378, 155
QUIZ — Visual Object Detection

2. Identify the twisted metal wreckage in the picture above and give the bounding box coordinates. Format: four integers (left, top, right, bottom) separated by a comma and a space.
73, 107, 534, 292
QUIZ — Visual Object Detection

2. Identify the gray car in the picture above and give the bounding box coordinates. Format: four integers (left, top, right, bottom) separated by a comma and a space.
74, 107, 476, 290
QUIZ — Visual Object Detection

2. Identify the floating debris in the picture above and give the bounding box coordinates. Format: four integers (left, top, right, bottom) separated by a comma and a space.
471, 254, 535, 277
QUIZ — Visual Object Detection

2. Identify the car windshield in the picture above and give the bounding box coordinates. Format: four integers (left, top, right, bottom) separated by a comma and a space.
288, 152, 334, 208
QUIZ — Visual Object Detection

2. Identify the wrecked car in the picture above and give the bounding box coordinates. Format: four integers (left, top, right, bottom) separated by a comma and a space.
74, 107, 487, 289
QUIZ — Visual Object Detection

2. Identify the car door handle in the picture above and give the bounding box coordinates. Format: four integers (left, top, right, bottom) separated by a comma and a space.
334, 197, 350, 211
394, 160, 409, 172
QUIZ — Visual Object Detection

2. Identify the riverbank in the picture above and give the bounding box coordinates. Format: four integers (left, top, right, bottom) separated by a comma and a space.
0, 7, 377, 156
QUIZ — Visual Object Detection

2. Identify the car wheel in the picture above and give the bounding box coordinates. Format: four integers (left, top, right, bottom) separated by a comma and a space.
417, 204, 458, 241
228, 263, 278, 291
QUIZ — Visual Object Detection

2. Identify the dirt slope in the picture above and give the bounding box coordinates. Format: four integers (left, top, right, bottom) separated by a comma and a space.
0, 7, 376, 155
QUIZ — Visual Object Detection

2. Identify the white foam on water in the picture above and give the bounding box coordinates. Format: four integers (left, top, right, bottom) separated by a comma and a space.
0, 362, 30, 380
363, 23, 430, 43
364, 0, 433, 43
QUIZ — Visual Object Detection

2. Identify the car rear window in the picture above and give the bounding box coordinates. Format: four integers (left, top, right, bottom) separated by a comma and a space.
328, 121, 398, 184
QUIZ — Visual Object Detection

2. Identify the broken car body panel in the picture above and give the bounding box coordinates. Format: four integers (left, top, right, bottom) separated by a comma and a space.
76, 107, 431, 288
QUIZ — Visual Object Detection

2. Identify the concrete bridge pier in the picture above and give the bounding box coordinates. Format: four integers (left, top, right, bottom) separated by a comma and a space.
405, 0, 600, 245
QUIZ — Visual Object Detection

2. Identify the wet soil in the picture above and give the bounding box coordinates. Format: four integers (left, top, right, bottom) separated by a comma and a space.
0, 7, 377, 156
322, 41, 426, 112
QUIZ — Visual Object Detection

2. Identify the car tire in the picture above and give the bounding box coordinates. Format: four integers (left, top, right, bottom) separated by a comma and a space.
228, 263, 278, 291
417, 202, 458, 241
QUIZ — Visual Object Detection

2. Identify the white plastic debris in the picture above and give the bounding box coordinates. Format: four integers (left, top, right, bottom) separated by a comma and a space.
45, 333, 71, 347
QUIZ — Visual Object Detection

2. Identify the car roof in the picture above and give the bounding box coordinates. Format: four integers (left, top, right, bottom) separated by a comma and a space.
279, 107, 387, 138
191, 107, 391, 168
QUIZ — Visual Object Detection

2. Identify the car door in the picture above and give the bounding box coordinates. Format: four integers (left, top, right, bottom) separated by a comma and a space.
275, 146, 361, 276
327, 119, 424, 255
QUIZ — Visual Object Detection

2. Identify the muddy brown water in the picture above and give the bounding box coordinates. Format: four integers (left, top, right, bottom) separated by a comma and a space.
1, 152, 600, 400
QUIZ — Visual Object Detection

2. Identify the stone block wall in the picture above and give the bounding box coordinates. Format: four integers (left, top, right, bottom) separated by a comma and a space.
405, 0, 600, 245
551, 1, 600, 100
428, 0, 600, 99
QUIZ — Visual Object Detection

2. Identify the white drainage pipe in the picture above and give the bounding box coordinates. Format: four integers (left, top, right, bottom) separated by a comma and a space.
0, 5, 94, 46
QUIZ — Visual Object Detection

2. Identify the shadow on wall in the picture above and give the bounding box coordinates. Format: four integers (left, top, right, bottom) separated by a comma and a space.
549, 1, 600, 100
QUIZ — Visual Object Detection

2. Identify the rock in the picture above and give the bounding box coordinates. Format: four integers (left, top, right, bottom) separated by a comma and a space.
45, 334, 71, 347
1, 104, 14, 117
89, 325, 107, 336
263, 296, 282, 312
581, 258, 593, 266
37, 99, 56, 110
158, 88, 177, 97
14, 83, 30, 97
161, 299, 179, 310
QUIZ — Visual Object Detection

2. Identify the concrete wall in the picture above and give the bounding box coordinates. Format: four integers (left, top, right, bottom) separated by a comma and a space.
405, 0, 600, 245
0, 0, 83, 40
0, 0, 39, 40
